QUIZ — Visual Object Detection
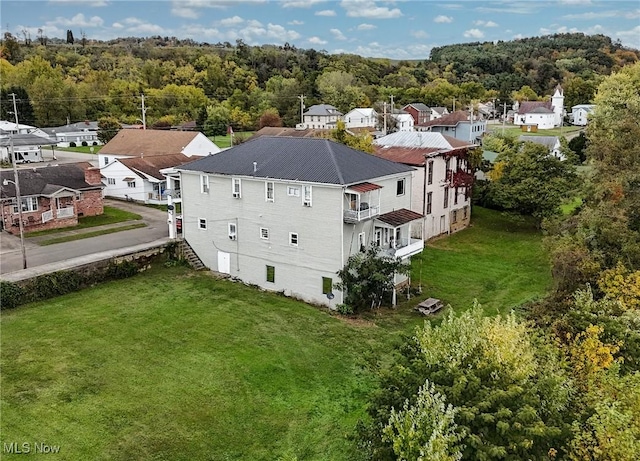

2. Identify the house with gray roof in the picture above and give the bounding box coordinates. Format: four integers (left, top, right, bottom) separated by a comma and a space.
176, 136, 424, 308
0, 133, 57, 163
299, 104, 343, 130
41, 121, 101, 148
571, 104, 595, 126
0, 163, 104, 234
518, 135, 563, 160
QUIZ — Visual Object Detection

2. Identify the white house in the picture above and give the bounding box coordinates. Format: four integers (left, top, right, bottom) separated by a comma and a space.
416, 110, 486, 144
41, 121, 101, 147
176, 136, 424, 309
374, 131, 475, 240
571, 104, 595, 126
514, 85, 564, 129
391, 110, 415, 132
518, 135, 564, 160
298, 104, 343, 130
343, 108, 378, 129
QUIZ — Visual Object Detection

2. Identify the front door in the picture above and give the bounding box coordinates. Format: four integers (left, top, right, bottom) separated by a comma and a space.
217, 251, 230, 274
440, 215, 446, 234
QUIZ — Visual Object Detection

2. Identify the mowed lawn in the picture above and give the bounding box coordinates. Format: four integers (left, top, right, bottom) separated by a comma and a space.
0, 207, 552, 460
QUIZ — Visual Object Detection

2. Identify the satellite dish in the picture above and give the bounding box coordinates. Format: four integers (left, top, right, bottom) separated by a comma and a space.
327, 293, 335, 300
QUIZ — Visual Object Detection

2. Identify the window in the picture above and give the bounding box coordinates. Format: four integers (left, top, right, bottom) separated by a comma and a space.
444, 186, 449, 208
396, 178, 406, 196
103, 156, 109, 166
426, 192, 432, 215
12, 197, 38, 213
266, 265, 275, 283
287, 186, 300, 197
260, 227, 269, 240
445, 158, 451, 179
201, 175, 209, 194
198, 218, 207, 230
322, 277, 333, 295
107, 178, 116, 185
358, 232, 366, 251
127, 181, 136, 188
427, 161, 434, 185
454, 187, 459, 205
303, 185, 312, 207
232, 178, 241, 198
228, 223, 237, 240
289, 232, 299, 246
452, 210, 458, 223
265, 181, 274, 202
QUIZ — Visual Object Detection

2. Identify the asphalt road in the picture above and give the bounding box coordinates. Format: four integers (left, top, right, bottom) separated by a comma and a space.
0, 200, 169, 274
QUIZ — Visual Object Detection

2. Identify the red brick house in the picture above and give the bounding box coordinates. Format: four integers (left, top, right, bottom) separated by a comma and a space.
0, 162, 104, 234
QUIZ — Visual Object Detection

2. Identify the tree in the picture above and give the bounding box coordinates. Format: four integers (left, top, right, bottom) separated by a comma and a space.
334, 244, 409, 313
97, 117, 121, 144
362, 304, 573, 460
329, 120, 374, 153
487, 141, 578, 224
568, 132, 588, 163
66, 30, 74, 45
258, 109, 282, 129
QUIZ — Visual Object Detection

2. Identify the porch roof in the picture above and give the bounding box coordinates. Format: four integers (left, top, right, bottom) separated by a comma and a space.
377, 208, 424, 227
348, 182, 382, 193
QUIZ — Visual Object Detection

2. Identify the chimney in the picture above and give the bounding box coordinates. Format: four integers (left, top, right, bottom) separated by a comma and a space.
84, 166, 102, 185
253, 162, 257, 174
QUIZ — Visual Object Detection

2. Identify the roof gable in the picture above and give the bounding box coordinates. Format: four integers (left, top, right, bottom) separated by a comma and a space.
0, 163, 102, 198
179, 136, 413, 185
100, 129, 205, 157
117, 154, 192, 180
417, 110, 473, 127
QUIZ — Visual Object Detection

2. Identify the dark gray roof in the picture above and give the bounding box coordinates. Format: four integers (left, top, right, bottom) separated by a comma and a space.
41, 121, 99, 134
404, 103, 430, 111
178, 136, 414, 185
518, 135, 559, 149
303, 104, 342, 116
0, 163, 102, 198
0, 133, 56, 147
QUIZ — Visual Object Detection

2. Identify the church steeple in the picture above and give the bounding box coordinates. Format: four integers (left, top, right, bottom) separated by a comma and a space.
551, 84, 564, 127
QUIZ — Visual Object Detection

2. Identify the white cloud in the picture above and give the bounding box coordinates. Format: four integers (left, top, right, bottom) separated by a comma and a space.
218, 16, 244, 27
474, 20, 498, 27
411, 30, 429, 39
330, 28, 347, 40
281, 0, 326, 7
345, 41, 433, 60
513, 33, 524, 40
616, 24, 640, 47
48, 0, 107, 6
288, 20, 304, 25
559, 0, 592, 5
357, 23, 376, 31
441, 3, 463, 9
230, 19, 301, 44
434, 15, 453, 23
340, 0, 402, 19
171, 7, 199, 19
48, 13, 104, 28
316, 10, 336, 17
476, 4, 537, 14
463, 28, 485, 38
308, 36, 327, 45
563, 9, 640, 20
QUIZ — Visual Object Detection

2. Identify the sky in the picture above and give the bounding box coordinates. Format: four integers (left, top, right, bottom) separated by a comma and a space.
2, 1, 639, 60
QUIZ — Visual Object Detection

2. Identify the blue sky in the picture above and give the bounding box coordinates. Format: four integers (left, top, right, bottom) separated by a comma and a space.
2, 1, 639, 59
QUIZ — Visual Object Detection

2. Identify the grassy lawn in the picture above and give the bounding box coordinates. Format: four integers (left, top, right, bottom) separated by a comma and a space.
0, 207, 552, 460
26, 206, 142, 238
487, 124, 583, 138
210, 132, 255, 149
38, 222, 147, 245
57, 145, 102, 154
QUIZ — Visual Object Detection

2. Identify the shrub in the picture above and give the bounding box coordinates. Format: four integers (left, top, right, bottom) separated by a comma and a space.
81, 141, 88, 147
105, 260, 139, 279
23, 271, 82, 303
92, 141, 98, 146
0, 281, 25, 309
69, 142, 76, 147
336, 303, 354, 316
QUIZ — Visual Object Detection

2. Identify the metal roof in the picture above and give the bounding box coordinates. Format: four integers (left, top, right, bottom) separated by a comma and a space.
518, 136, 560, 149
0, 133, 56, 147
374, 131, 472, 150
303, 104, 342, 116
349, 182, 383, 193
178, 136, 414, 185
377, 208, 424, 227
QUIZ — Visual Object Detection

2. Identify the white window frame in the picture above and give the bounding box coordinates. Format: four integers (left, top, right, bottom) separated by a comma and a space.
396, 178, 405, 196
228, 222, 237, 240
13, 197, 38, 213
201, 175, 209, 194
127, 181, 136, 188
289, 232, 299, 247
426, 191, 433, 215
198, 218, 207, 230
107, 178, 116, 185
265, 181, 274, 202
303, 185, 312, 207
358, 232, 366, 250
287, 185, 300, 197
260, 227, 269, 240
232, 178, 241, 198
427, 161, 434, 185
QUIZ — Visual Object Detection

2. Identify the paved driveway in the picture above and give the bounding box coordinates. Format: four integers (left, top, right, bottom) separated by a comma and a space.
0, 200, 169, 274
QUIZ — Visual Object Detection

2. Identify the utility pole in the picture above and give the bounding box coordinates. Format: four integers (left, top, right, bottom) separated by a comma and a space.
140, 93, 147, 130
453, 97, 456, 112
383, 101, 387, 135
298, 94, 305, 125
502, 103, 507, 135
9, 93, 27, 269
469, 104, 474, 144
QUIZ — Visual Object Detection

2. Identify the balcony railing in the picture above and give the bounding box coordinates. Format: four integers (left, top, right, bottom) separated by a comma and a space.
42, 210, 53, 223
379, 238, 424, 259
344, 205, 380, 223
57, 206, 74, 218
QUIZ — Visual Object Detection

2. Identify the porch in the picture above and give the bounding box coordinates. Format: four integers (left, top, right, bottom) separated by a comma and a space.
375, 208, 425, 259
344, 182, 382, 223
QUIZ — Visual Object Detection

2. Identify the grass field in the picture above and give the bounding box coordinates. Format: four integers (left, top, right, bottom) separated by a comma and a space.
26, 206, 142, 238
210, 132, 255, 149
487, 124, 583, 138
0, 207, 552, 460
57, 145, 102, 154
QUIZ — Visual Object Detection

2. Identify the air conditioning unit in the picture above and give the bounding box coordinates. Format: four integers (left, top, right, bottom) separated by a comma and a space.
229, 234, 237, 240
303, 201, 311, 207
232, 192, 240, 198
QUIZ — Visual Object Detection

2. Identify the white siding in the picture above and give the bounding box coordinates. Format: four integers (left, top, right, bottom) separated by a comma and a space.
182, 133, 222, 156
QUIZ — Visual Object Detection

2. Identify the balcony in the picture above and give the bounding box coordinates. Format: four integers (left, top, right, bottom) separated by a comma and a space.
57, 206, 74, 218
344, 204, 380, 223
391, 237, 424, 258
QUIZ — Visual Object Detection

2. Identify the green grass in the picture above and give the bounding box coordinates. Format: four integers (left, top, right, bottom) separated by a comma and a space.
487, 125, 584, 138
57, 145, 102, 154
38, 222, 147, 245
0, 207, 552, 460
26, 206, 142, 238
210, 131, 255, 149
561, 196, 583, 215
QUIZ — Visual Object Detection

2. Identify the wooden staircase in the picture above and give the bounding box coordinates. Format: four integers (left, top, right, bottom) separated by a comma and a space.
179, 240, 206, 270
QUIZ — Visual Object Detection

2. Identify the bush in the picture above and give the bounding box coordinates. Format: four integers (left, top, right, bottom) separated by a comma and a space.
105, 260, 139, 279
336, 303, 354, 316
92, 141, 98, 146
81, 141, 88, 147
69, 142, 76, 147
23, 271, 82, 303
0, 281, 25, 309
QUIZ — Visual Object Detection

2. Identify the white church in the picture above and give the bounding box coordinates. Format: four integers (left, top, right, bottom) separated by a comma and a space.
514, 85, 564, 130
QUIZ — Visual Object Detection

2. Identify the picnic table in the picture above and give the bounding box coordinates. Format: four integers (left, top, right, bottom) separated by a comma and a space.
415, 297, 444, 315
